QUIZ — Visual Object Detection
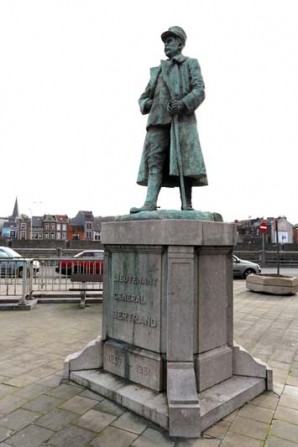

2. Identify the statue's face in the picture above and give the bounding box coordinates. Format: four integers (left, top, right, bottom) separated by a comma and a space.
164, 36, 182, 58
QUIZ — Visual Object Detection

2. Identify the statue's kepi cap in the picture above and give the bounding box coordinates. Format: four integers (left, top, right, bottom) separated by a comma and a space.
161, 26, 187, 44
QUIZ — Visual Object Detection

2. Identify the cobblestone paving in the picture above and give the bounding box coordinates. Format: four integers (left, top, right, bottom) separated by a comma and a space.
0, 283, 298, 446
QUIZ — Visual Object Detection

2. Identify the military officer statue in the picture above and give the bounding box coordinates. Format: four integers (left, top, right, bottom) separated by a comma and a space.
131, 26, 208, 213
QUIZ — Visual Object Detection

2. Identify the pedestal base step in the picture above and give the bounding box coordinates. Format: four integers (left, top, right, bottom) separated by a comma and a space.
70, 369, 266, 434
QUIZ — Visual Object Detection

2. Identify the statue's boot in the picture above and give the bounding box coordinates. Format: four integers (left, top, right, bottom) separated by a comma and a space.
130, 173, 162, 214
180, 178, 194, 211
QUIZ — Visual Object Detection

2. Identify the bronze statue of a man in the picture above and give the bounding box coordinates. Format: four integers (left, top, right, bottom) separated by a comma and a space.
130, 26, 208, 214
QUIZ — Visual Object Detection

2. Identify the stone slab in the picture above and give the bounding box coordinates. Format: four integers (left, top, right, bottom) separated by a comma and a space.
6, 424, 53, 447
233, 345, 271, 384
195, 346, 233, 391
167, 362, 200, 437
47, 425, 96, 447
64, 336, 103, 379
167, 246, 194, 361
199, 375, 266, 431
91, 426, 138, 447
169, 404, 200, 438
197, 251, 230, 352
103, 340, 164, 391
105, 246, 163, 352
70, 369, 266, 435
101, 219, 235, 247
35, 408, 78, 431
167, 362, 198, 405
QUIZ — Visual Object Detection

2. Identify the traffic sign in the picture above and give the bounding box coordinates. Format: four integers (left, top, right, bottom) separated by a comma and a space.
259, 222, 267, 234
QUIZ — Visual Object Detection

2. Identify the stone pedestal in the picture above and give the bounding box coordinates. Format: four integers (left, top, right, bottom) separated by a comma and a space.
64, 217, 272, 437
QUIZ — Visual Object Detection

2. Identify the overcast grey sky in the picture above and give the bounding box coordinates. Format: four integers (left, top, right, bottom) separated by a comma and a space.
1, 0, 298, 223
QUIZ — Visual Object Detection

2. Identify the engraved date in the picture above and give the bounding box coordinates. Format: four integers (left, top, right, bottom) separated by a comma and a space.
136, 365, 150, 377
107, 354, 122, 368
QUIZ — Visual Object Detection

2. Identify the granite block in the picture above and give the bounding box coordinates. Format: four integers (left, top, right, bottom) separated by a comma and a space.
103, 340, 164, 391
64, 336, 103, 379
167, 246, 194, 362
105, 246, 163, 352
195, 346, 232, 391
167, 362, 200, 437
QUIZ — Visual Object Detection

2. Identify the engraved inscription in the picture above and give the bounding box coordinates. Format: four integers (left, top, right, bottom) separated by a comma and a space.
136, 365, 150, 377
103, 340, 162, 391
113, 310, 157, 327
114, 274, 158, 287
114, 293, 146, 304
106, 354, 122, 368
108, 251, 162, 351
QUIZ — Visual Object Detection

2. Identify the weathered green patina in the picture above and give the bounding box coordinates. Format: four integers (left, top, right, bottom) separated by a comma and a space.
131, 26, 208, 214
117, 209, 222, 222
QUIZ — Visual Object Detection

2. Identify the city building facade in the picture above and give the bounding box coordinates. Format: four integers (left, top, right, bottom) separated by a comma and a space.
235, 216, 294, 245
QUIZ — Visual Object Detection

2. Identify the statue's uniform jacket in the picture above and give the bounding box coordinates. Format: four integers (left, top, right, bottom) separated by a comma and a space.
136, 55, 208, 188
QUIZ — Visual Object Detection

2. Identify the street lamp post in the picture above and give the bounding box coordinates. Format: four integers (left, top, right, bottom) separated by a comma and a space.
275, 218, 280, 275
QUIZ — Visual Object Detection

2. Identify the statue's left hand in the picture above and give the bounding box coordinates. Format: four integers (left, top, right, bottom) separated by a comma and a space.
168, 100, 185, 115
146, 99, 153, 109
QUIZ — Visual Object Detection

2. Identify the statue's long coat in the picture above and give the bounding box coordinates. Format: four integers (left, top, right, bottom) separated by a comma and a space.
137, 55, 208, 188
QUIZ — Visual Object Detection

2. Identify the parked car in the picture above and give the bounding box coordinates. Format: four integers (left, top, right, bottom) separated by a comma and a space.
55, 250, 104, 276
0, 246, 40, 278
233, 255, 261, 279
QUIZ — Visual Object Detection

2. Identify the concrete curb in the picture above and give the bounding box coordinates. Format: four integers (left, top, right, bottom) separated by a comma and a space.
0, 298, 38, 310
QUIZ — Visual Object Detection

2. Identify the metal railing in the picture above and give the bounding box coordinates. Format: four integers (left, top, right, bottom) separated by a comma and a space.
234, 250, 298, 267
3, 252, 298, 303
0, 257, 103, 302
0, 259, 34, 303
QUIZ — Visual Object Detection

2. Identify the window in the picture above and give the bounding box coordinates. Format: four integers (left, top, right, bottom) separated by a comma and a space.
57, 224, 61, 231
50, 232, 55, 239
62, 224, 67, 231
56, 233, 61, 240
20, 223, 27, 230
45, 223, 49, 230
80, 252, 93, 258
62, 232, 67, 239
21, 231, 26, 240
51, 223, 55, 230
0, 250, 9, 258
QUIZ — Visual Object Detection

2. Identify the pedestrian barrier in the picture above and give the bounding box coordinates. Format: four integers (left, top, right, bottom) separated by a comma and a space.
0, 259, 34, 304
2, 252, 297, 303
234, 250, 298, 267
0, 257, 103, 302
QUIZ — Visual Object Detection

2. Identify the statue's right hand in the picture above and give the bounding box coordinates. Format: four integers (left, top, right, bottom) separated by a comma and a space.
168, 99, 185, 114
167, 102, 174, 115
145, 99, 153, 110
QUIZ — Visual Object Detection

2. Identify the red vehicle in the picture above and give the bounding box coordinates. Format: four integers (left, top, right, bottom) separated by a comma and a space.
56, 250, 104, 276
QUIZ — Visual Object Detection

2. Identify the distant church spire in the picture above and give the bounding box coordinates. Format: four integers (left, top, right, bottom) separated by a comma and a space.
10, 197, 19, 221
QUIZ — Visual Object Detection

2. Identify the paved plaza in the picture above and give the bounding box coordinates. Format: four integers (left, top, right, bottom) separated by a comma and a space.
0, 276, 298, 446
